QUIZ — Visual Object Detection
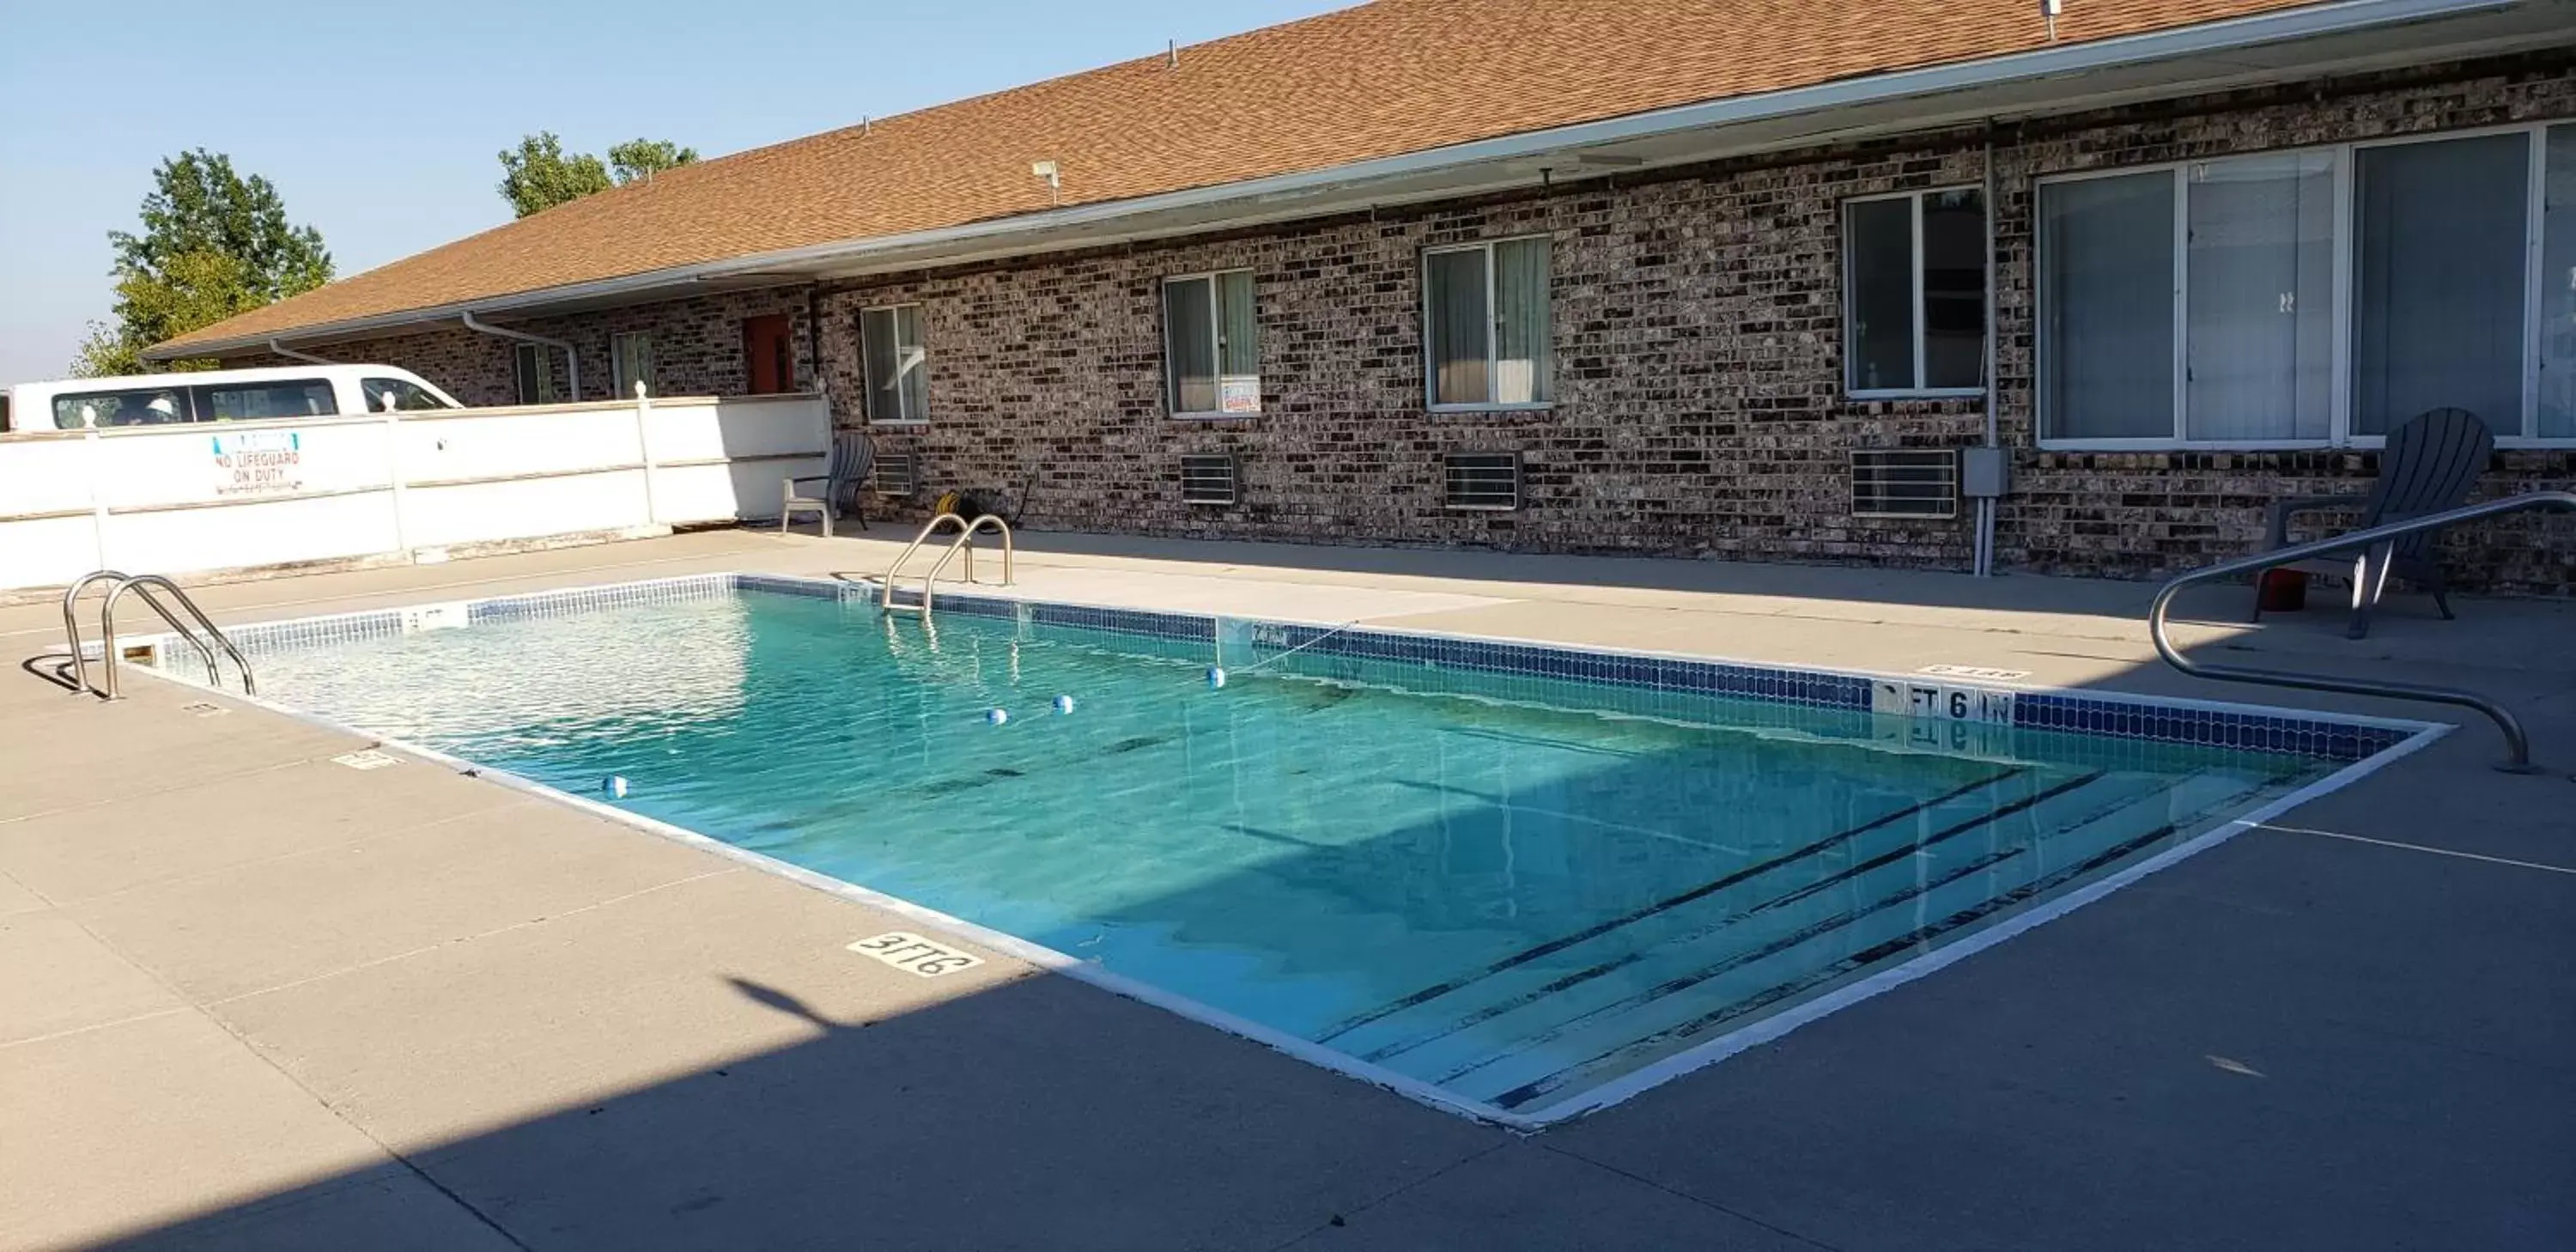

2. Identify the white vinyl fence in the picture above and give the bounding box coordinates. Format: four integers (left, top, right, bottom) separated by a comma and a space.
0, 392, 829, 592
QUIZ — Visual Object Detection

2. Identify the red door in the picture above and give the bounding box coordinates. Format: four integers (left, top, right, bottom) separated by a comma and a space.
742, 315, 794, 393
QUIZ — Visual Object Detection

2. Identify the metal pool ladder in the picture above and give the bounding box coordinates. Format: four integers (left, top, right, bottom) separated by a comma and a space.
2148, 490, 2576, 774
61, 570, 256, 700
878, 514, 1014, 615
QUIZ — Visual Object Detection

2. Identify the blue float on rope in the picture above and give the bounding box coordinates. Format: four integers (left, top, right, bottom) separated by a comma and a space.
986, 708, 1011, 726
602, 775, 630, 799
1053, 695, 1076, 714
1206, 666, 1227, 690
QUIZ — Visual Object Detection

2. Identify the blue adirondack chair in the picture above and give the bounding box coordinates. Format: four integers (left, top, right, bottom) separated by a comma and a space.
2251, 406, 2494, 640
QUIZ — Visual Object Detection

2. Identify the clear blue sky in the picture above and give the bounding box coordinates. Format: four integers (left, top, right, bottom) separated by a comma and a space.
0, 0, 1352, 384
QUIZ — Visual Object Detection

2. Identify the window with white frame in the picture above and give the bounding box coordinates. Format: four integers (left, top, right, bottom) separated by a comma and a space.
1424, 237, 1552, 408
1163, 270, 1259, 416
610, 331, 654, 398
860, 304, 928, 423
1844, 187, 1987, 394
2040, 122, 2576, 447
512, 343, 556, 405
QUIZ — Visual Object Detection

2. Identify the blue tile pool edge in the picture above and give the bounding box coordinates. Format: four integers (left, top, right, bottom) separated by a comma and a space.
221, 568, 2425, 762
122, 571, 2453, 1129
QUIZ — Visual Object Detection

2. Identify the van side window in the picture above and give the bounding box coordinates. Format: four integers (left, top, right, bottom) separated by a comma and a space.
52, 387, 192, 428
361, 378, 453, 411
192, 379, 337, 421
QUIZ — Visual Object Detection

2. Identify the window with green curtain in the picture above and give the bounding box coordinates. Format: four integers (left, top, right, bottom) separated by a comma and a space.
513, 343, 556, 405
611, 331, 654, 398
1493, 237, 1551, 404
1163, 277, 1218, 413
1218, 270, 1259, 412
861, 305, 927, 422
1426, 239, 1551, 407
893, 306, 927, 422
1163, 270, 1260, 416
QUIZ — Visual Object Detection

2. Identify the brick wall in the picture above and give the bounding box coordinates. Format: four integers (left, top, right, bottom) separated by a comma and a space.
1988, 52, 2576, 593
274, 289, 813, 408
814, 151, 1993, 567
808, 51, 2574, 590
519, 289, 814, 402
252, 52, 2576, 592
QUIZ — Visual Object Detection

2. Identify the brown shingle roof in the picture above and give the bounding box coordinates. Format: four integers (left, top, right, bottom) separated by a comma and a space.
163, 0, 2317, 351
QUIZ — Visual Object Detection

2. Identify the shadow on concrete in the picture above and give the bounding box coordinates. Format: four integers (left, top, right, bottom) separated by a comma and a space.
18, 650, 82, 693
95, 973, 1503, 1252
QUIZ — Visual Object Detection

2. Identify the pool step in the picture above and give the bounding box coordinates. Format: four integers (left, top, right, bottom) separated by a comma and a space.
1333, 767, 2272, 1111
1319, 767, 2103, 1060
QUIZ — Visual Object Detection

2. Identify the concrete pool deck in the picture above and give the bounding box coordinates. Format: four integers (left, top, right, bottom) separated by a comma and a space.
3, 526, 2570, 1250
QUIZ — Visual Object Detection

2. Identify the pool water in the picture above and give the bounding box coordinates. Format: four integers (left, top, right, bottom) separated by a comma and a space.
244, 588, 2342, 1118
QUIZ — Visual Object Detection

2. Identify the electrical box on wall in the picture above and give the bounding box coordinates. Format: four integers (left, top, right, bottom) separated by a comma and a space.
1960, 447, 2012, 500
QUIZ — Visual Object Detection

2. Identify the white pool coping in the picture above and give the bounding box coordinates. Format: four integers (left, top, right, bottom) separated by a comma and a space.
125, 570, 2451, 1131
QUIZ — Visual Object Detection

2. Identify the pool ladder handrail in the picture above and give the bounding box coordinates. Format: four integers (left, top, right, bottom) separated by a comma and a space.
2148, 489, 2576, 774
61, 570, 256, 700
878, 513, 1012, 614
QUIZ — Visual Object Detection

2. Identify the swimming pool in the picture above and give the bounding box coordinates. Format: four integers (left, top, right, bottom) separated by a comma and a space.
161, 574, 2433, 1125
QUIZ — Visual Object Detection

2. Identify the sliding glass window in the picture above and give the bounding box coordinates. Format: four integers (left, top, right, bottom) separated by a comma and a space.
1844, 187, 1987, 395
860, 304, 927, 424
2040, 125, 2574, 447
1425, 237, 1551, 408
1164, 270, 1258, 416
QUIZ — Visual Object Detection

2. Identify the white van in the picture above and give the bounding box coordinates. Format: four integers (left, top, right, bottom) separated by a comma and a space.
2, 364, 465, 433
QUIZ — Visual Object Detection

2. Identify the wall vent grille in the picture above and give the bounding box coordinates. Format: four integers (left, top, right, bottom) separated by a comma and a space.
1180, 454, 1238, 506
874, 453, 919, 497
1443, 452, 1522, 511
1850, 449, 1959, 519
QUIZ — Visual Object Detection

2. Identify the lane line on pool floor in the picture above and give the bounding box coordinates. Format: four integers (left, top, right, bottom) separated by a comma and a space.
2259, 824, 2576, 876
1314, 766, 2033, 1044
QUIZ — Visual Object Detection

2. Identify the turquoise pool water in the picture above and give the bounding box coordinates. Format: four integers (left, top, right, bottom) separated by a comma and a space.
243, 586, 2343, 1117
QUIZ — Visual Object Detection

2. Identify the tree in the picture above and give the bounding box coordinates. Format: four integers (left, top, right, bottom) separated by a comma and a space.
608, 138, 699, 185
497, 132, 611, 219
498, 132, 698, 218
73, 149, 332, 376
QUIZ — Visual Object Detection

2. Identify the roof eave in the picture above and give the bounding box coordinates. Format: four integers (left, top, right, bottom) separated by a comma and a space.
148, 0, 2556, 361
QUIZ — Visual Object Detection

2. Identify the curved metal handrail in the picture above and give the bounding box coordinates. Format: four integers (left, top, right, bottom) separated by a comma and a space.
2148, 490, 2576, 773
99, 575, 256, 701
878, 513, 976, 610
60, 568, 134, 694
916, 514, 1014, 616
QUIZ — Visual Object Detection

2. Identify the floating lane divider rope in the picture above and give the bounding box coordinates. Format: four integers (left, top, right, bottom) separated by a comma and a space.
1211, 619, 1366, 691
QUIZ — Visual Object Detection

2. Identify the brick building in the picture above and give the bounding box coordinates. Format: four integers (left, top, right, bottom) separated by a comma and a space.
154, 0, 2576, 590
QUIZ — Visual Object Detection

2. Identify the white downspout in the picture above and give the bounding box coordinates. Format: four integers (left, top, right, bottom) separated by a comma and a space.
267, 338, 336, 365
460, 309, 580, 401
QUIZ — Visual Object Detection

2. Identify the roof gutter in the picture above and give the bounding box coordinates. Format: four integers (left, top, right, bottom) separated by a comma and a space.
266, 337, 337, 365
459, 311, 580, 401
148, 0, 2523, 359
